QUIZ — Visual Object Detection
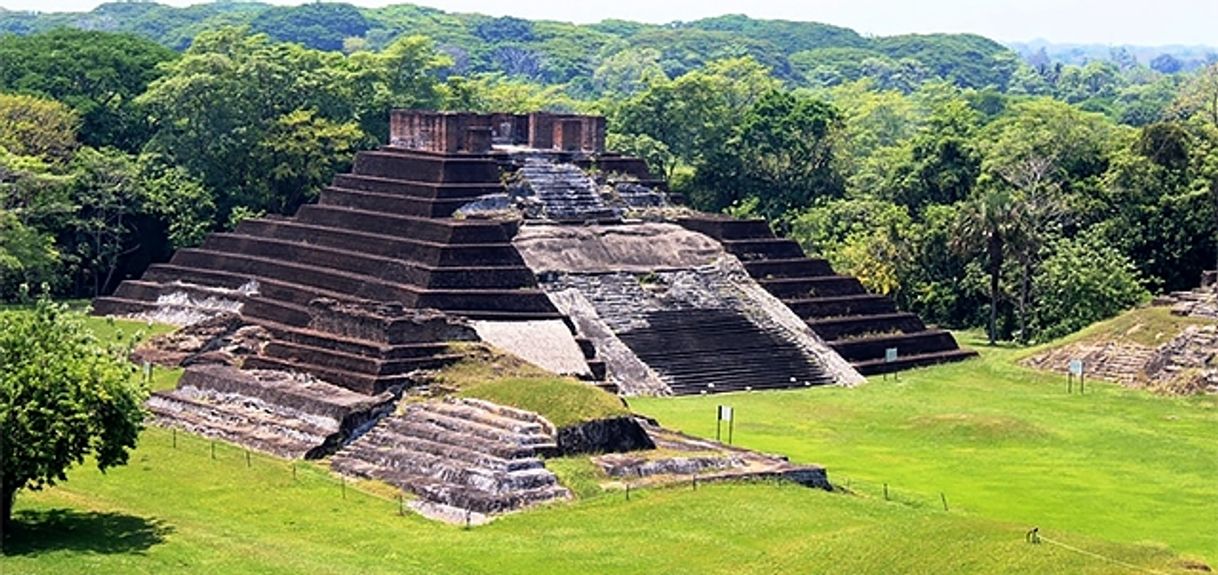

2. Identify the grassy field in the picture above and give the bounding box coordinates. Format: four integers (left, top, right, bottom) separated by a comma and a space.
0, 315, 1212, 573
1, 427, 1195, 574
632, 332, 1218, 565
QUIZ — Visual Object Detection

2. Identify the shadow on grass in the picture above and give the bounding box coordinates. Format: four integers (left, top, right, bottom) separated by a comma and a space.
2, 509, 172, 556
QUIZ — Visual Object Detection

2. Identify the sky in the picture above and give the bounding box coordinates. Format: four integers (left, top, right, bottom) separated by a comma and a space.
7, 0, 1218, 46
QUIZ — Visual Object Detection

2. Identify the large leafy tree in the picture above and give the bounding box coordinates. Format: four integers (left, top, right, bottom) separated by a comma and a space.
0, 298, 146, 534
0, 94, 80, 161
694, 90, 844, 218
0, 29, 174, 152
137, 27, 366, 220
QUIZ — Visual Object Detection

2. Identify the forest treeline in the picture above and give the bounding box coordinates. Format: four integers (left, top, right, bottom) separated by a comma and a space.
1, 7, 1216, 344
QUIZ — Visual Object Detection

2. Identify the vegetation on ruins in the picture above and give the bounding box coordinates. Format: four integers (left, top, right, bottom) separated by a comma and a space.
0, 298, 147, 534
0, 5, 1216, 343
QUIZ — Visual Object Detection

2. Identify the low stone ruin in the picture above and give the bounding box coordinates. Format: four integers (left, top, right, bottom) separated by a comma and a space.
1156, 271, 1218, 319
149, 364, 396, 459
1024, 324, 1218, 394
594, 420, 829, 490
331, 397, 572, 521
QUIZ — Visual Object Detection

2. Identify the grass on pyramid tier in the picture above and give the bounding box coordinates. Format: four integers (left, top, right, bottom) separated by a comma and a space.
1040, 305, 1216, 348
440, 343, 629, 428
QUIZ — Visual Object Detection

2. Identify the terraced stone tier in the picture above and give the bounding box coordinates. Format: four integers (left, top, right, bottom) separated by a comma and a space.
148, 364, 396, 459
96, 148, 563, 338
676, 215, 976, 375
331, 398, 571, 517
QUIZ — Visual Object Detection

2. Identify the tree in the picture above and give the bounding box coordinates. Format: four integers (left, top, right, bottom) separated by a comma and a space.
693, 90, 844, 218
250, 3, 370, 52
0, 210, 59, 299
954, 188, 1017, 344
0, 94, 79, 161
1033, 233, 1149, 340
0, 298, 146, 535
0, 29, 175, 151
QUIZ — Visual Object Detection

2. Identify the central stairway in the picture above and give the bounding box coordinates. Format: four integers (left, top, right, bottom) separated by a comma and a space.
617, 309, 835, 394
331, 398, 570, 515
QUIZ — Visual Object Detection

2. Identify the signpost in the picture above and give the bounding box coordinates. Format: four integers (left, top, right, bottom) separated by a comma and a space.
716, 405, 735, 445
1068, 359, 1085, 394
884, 348, 899, 380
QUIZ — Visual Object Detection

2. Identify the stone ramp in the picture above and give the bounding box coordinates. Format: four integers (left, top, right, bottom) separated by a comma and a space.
330, 398, 571, 516
677, 216, 976, 375
148, 364, 396, 459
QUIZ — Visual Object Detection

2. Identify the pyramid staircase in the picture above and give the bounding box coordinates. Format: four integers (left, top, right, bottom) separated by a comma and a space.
331, 398, 571, 515
677, 216, 976, 375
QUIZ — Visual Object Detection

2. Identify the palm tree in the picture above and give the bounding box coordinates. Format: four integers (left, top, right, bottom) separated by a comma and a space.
954, 188, 1017, 345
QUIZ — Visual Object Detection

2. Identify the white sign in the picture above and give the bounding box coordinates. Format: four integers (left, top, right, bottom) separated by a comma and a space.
718, 405, 734, 422
885, 348, 899, 363
1068, 359, 1084, 377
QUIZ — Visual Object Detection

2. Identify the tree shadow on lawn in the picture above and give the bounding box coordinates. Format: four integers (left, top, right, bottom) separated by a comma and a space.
3, 509, 172, 556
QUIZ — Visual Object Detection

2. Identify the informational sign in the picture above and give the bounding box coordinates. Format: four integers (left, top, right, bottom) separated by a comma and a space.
885, 348, 899, 363
716, 405, 735, 444
1068, 359, 1084, 377
143, 361, 153, 384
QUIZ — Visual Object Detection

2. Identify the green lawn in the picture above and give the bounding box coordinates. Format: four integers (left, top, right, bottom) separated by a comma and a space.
632, 333, 1218, 565
1, 428, 1193, 574
1, 319, 1212, 573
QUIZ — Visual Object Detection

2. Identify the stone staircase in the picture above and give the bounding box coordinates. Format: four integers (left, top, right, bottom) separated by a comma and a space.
516, 157, 621, 222
546, 269, 840, 395
677, 216, 976, 375
148, 364, 395, 459
617, 309, 835, 394
330, 398, 571, 516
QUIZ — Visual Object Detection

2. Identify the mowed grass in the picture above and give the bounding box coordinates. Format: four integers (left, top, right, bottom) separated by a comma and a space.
631, 332, 1218, 564
1, 428, 1192, 574
0, 313, 1210, 573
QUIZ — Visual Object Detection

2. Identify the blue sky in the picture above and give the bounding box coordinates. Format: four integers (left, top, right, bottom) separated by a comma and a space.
10, 0, 1218, 46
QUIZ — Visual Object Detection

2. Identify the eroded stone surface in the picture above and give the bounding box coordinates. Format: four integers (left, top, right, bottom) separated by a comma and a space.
594, 421, 830, 490
148, 364, 396, 459
331, 397, 570, 516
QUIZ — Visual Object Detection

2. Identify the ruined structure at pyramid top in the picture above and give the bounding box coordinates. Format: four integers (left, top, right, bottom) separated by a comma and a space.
389, 110, 606, 155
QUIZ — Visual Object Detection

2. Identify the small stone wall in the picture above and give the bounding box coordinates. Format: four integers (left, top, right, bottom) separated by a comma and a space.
389, 111, 605, 153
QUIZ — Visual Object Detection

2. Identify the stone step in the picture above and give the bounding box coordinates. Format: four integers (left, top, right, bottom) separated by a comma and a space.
852, 348, 979, 375
353, 150, 501, 184
744, 257, 836, 279
320, 186, 471, 218
427, 400, 550, 436
758, 276, 869, 299
805, 312, 928, 340
407, 406, 557, 450
237, 218, 524, 267
331, 173, 502, 200
204, 232, 536, 290
786, 294, 899, 319
377, 416, 544, 465
294, 204, 509, 245
829, 329, 963, 363
332, 441, 556, 497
